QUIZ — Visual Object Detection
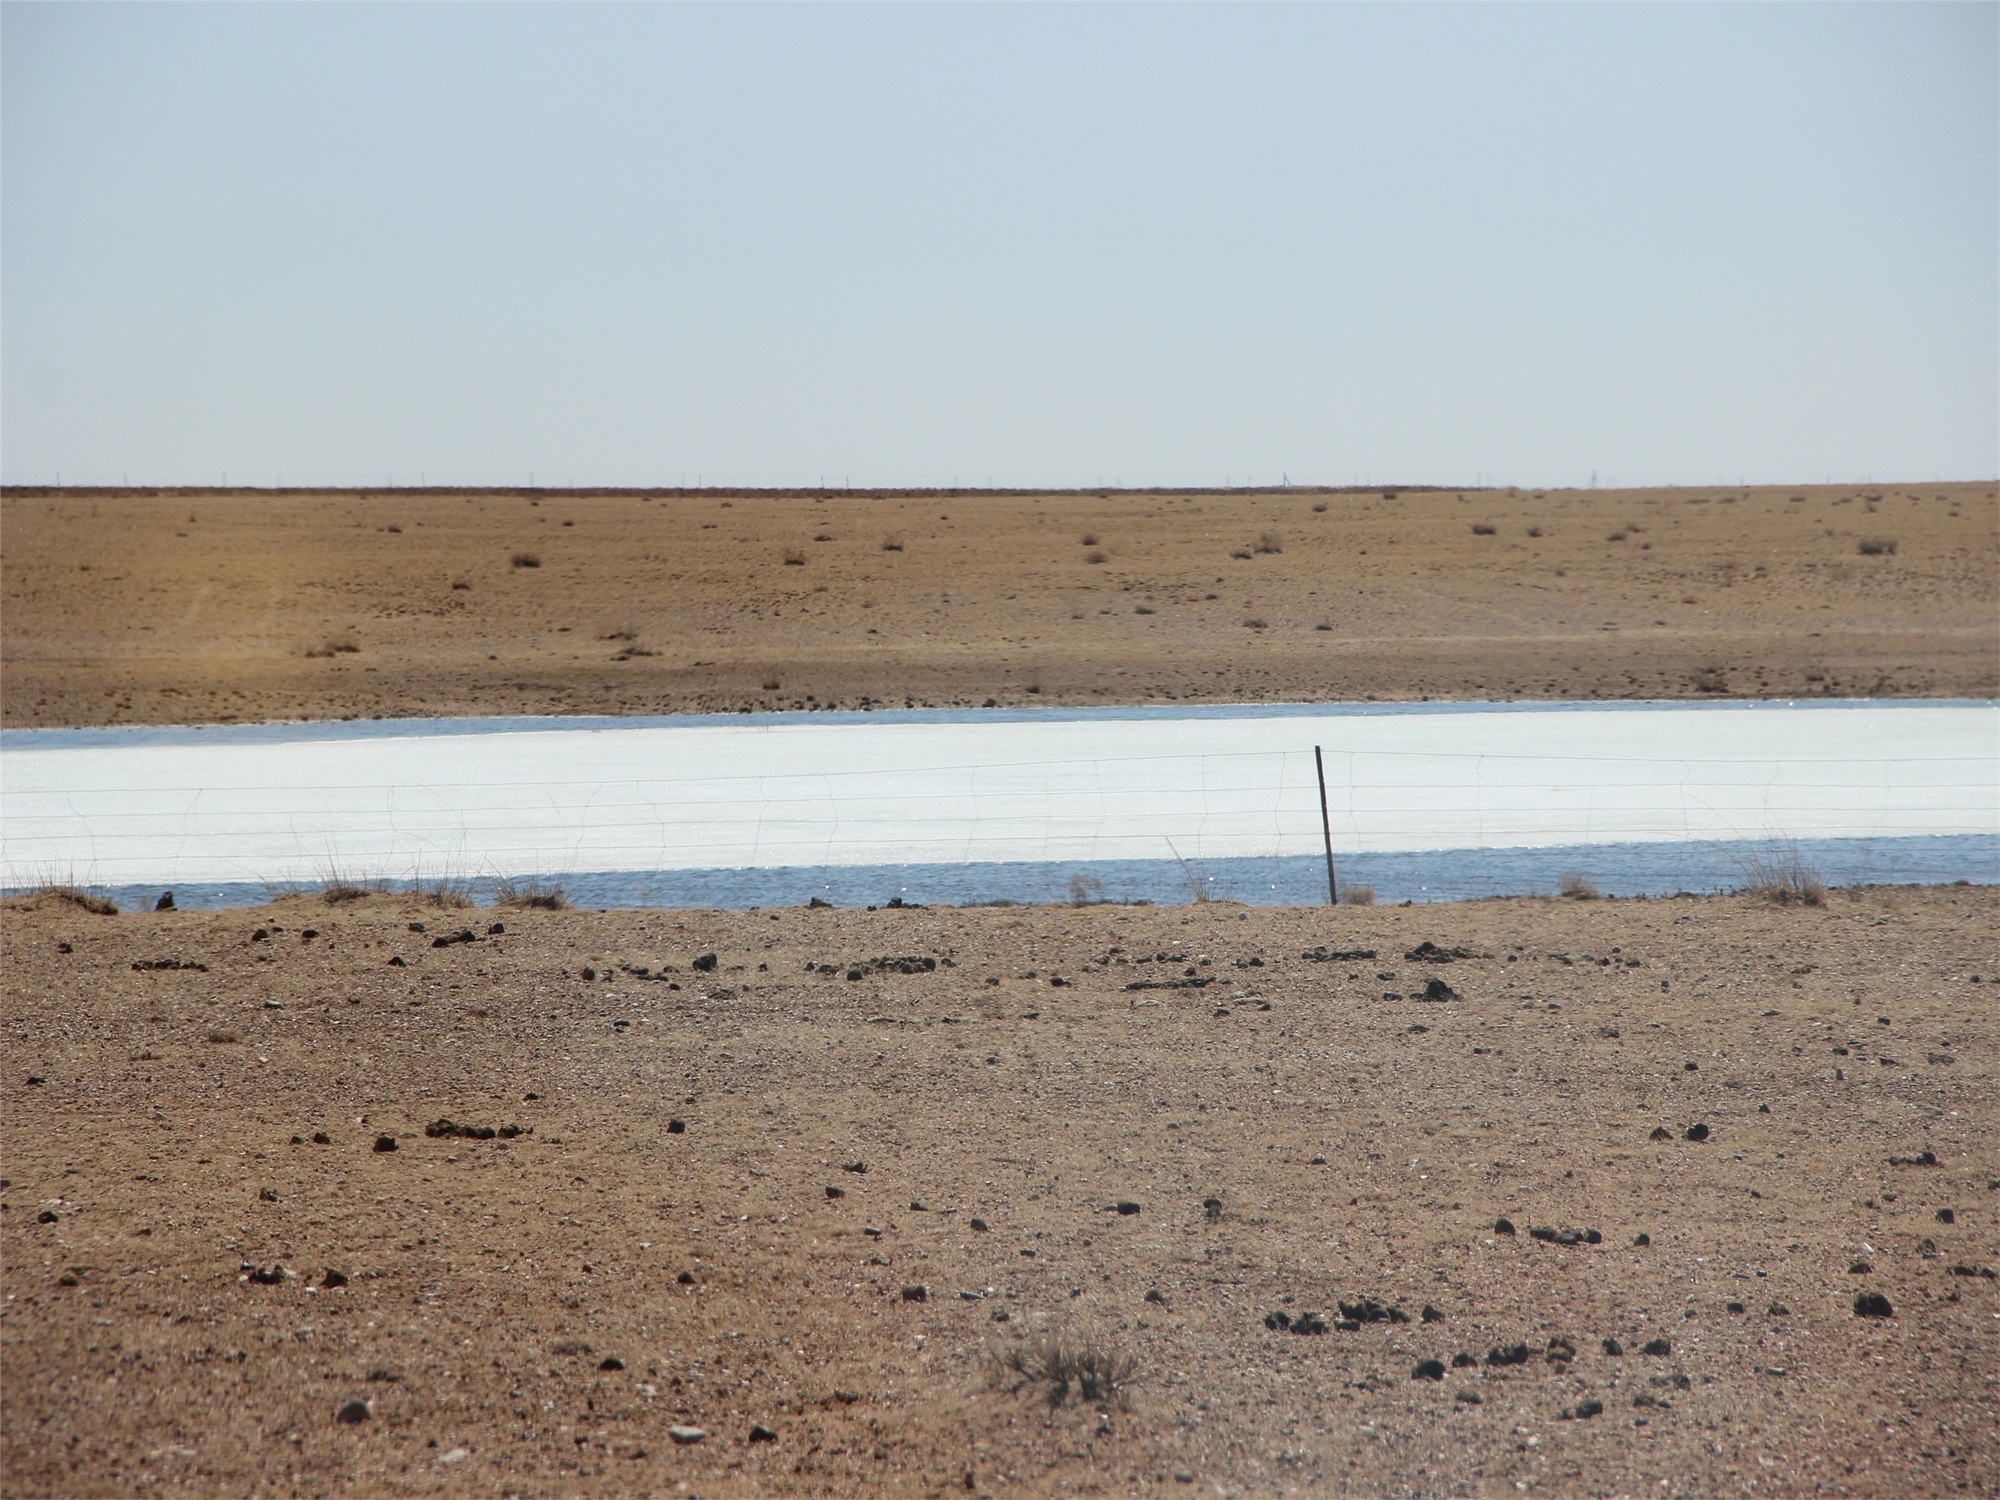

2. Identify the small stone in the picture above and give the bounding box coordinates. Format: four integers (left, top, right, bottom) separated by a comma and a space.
1726, 1301, 1746, 1313
1411, 1359, 1445, 1381
1455, 1390, 1482, 1404
1494, 1217, 1516, 1235
842, 1161, 867, 1173
36, 1210, 58, 1224
825, 1185, 844, 1199
599, 1356, 624, 1370
1566, 1399, 1605, 1420
901, 1284, 928, 1302
910, 1201, 927, 1211
668, 1425, 706, 1445
1420, 977, 1459, 1002
1937, 1208, 1956, 1224
1111, 1200, 1141, 1215
1203, 1197, 1223, 1222
968, 1217, 988, 1231
1854, 1292, 1894, 1318
373, 1134, 398, 1152
1450, 1352, 1476, 1368
692, 953, 718, 972
1634, 1233, 1651, 1246
57, 1272, 78, 1287
1684, 1123, 1710, 1142
667, 1119, 686, 1134
1684, 1060, 1699, 1071
1849, 1260, 1871, 1274
1310, 1155, 1327, 1165
312, 1131, 332, 1145
1641, 1338, 1671, 1356
322, 1268, 348, 1289
1768, 1303, 1790, 1315
1602, 1337, 1623, 1355
335, 1400, 372, 1424
1421, 1304, 1444, 1323
1649, 1126, 1672, 1141
749, 1424, 778, 1443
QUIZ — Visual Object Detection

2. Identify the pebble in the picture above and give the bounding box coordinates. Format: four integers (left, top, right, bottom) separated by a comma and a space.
36, 1210, 58, 1224
825, 1186, 845, 1199
842, 1161, 867, 1173
1494, 1217, 1516, 1236
1936, 1208, 1955, 1223
668, 1425, 707, 1445
1684, 1123, 1710, 1142
1421, 1304, 1444, 1323
312, 1131, 332, 1145
335, 1400, 372, 1424
901, 1285, 928, 1302
749, 1424, 778, 1443
599, 1356, 624, 1370
373, 1135, 398, 1153
1634, 1233, 1651, 1246
1853, 1292, 1894, 1318
667, 1119, 686, 1134
1145, 1289, 1168, 1306
968, 1217, 988, 1232
322, 1268, 349, 1289
1111, 1200, 1141, 1215
677, 1271, 695, 1284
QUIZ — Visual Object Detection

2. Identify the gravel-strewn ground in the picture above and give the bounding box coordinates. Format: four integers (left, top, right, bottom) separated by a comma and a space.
4, 885, 1994, 1498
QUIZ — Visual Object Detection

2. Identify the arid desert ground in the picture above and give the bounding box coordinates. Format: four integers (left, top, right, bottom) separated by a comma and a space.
2, 481, 1996, 1499
1, 481, 1993, 727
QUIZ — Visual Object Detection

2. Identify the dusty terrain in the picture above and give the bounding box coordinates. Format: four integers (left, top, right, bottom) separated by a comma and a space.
2, 481, 1993, 728
4, 885, 1995, 1498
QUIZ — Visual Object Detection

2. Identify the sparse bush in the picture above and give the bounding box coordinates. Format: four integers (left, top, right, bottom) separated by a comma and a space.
1134, 605, 1155, 615
1526, 526, 1543, 538
35, 884, 118, 916
782, 549, 806, 566
1243, 617, 1267, 630
1339, 884, 1376, 906
1229, 548, 1253, 560
602, 625, 638, 641
304, 639, 361, 659
1068, 873, 1105, 906
992, 1334, 1136, 1409
1083, 549, 1108, 564
1857, 538, 1898, 556
1471, 524, 1496, 535
1080, 533, 1099, 546
762, 677, 781, 691
1314, 622, 1332, 631
322, 876, 383, 904
1741, 846, 1826, 906
1558, 873, 1600, 900
1254, 532, 1283, 554
511, 552, 541, 568
492, 877, 570, 911
1311, 502, 1327, 512
813, 533, 834, 542
880, 536, 904, 552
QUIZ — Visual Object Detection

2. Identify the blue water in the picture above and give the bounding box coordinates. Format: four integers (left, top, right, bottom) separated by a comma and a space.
91, 832, 1998, 913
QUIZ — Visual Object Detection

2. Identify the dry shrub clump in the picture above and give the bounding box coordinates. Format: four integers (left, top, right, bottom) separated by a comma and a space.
1472, 523, 1497, 535
510, 552, 542, 569
1339, 883, 1376, 906
492, 877, 570, 911
1254, 532, 1283, 554
32, 885, 119, 916
991, 1334, 1136, 1409
1558, 873, 1601, 900
304, 640, 360, 659
1742, 846, 1826, 906
782, 549, 806, 566
1083, 549, 1108, 564
1857, 538, 1898, 556
880, 536, 904, 552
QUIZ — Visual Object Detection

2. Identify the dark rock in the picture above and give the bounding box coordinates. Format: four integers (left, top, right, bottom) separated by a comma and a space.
1417, 977, 1457, 1001
1684, 1060, 1699, 1071
487, 922, 505, 935
1406, 942, 1480, 963
842, 1161, 867, 1174
335, 1400, 372, 1424
1203, 1198, 1223, 1222
1546, 1336, 1577, 1362
1421, 1304, 1445, 1323
808, 896, 833, 908
1494, 1217, 1516, 1235
692, 953, 718, 972
1335, 1320, 1361, 1332
1768, 1303, 1790, 1315
969, 1217, 988, 1231
825, 1186, 845, 1199
431, 929, 478, 948
1853, 1292, 1894, 1318
1124, 975, 1215, 991
1562, 1400, 1605, 1420
1412, 1359, 1446, 1381
1144, 1289, 1168, 1305
36, 1209, 59, 1224
668, 1119, 686, 1133
847, 970, 864, 981
388, 956, 405, 966
131, 957, 209, 972
155, 891, 175, 911
1602, 1337, 1623, 1355
322, 1268, 348, 1288
749, 1424, 778, 1443
1649, 1126, 1672, 1141
901, 1284, 928, 1302
910, 1201, 927, 1211
1726, 1302, 1745, 1314
677, 1271, 696, 1284
1486, 1343, 1531, 1367
1265, 1311, 1291, 1331
1338, 1297, 1408, 1324
580, 966, 596, 981
1849, 1260, 1871, 1273
599, 1356, 625, 1370
373, 1135, 398, 1152
1937, 1208, 1956, 1223
246, 1264, 287, 1284
1640, 1338, 1671, 1356
1111, 1200, 1141, 1215
1634, 1233, 1651, 1246
1302, 947, 1376, 962
1684, 1123, 1710, 1142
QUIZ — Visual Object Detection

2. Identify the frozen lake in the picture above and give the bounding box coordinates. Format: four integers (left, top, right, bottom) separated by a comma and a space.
2, 699, 1994, 908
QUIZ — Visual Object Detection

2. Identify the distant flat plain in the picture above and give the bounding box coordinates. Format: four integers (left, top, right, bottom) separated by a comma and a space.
2, 481, 1992, 728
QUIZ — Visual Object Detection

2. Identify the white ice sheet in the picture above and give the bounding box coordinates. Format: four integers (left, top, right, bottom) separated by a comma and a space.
3, 703, 1993, 887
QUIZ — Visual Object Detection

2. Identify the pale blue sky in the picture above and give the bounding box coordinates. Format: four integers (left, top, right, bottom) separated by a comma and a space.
4, 2, 1994, 489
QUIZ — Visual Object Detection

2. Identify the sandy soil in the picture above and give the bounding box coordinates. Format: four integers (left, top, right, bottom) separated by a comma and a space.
2, 481, 1993, 728
4, 885, 1994, 1498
